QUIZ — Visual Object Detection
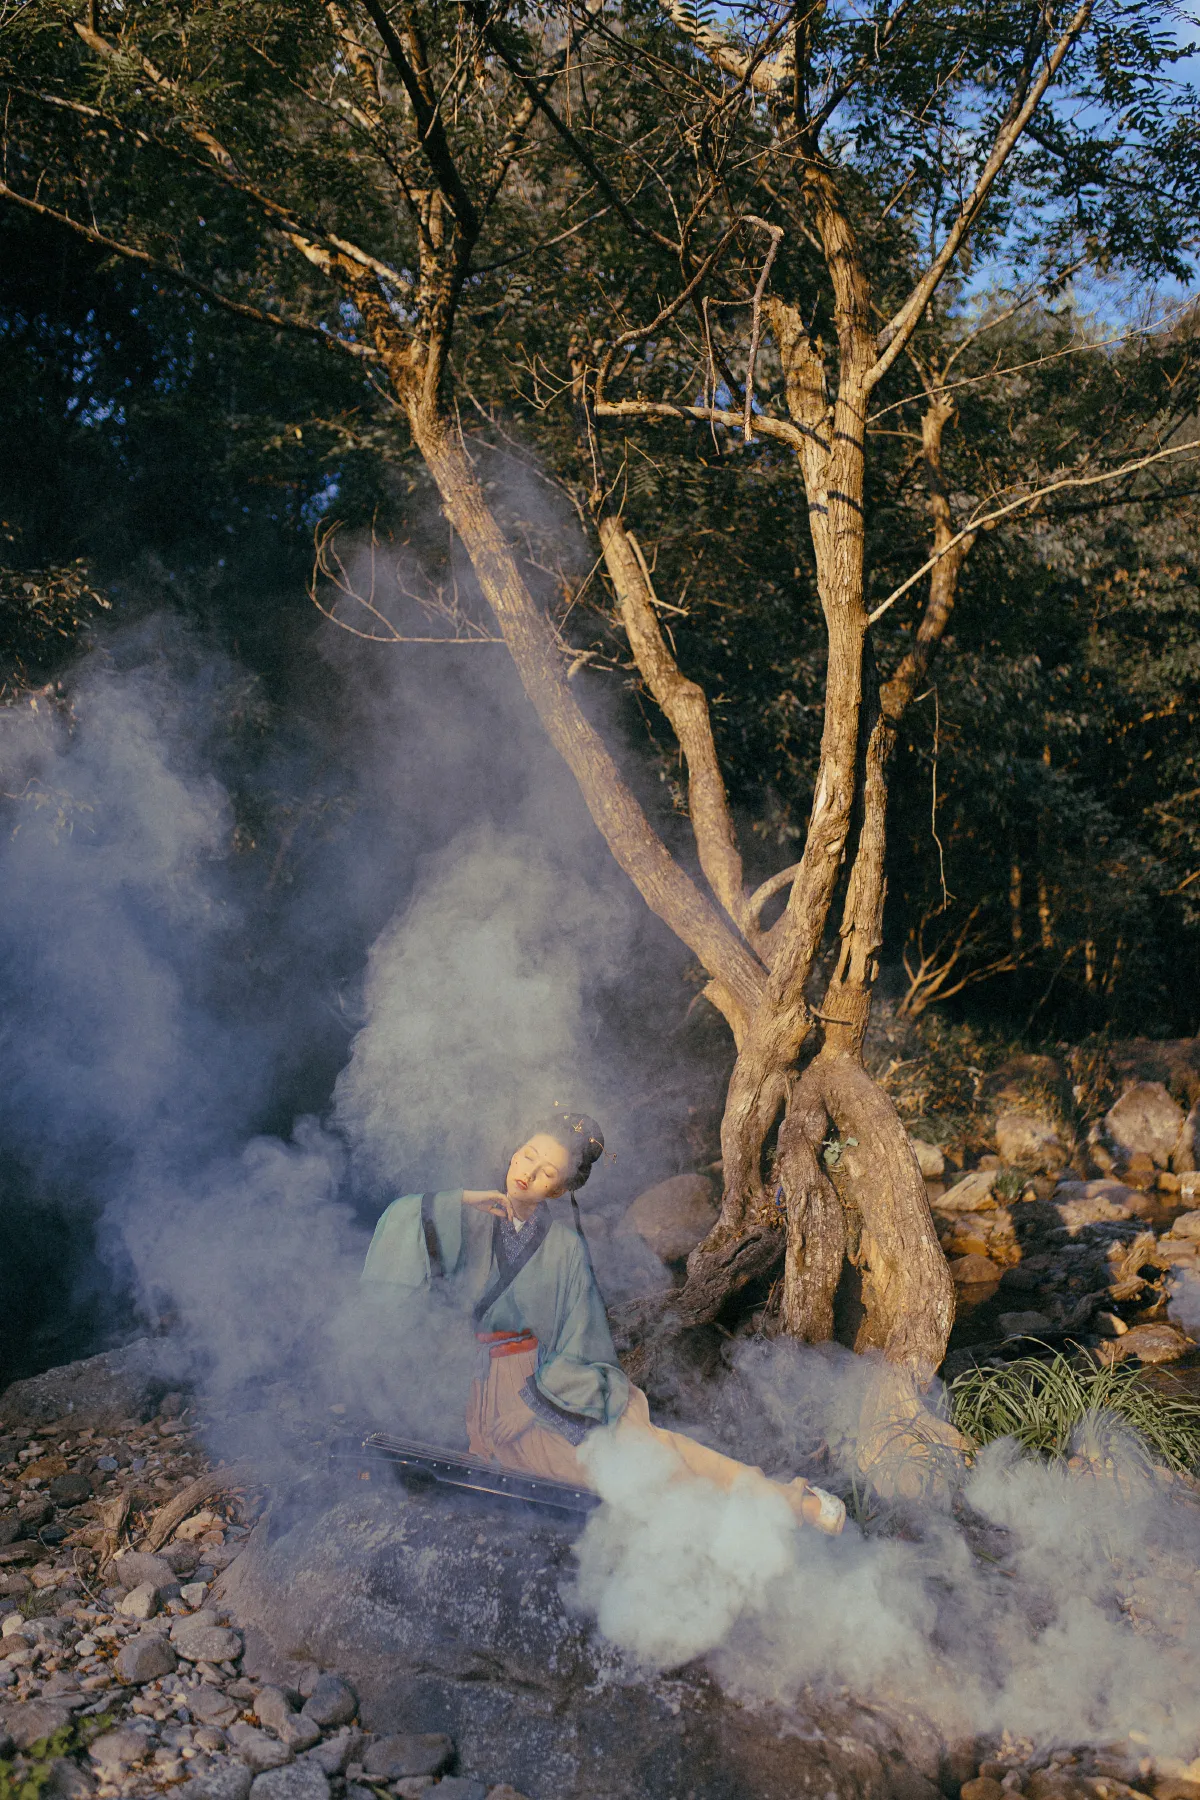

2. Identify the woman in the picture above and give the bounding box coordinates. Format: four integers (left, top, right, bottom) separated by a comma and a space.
361, 1112, 845, 1534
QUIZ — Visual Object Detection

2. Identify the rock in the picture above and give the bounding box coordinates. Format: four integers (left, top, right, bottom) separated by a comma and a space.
300, 1674, 357, 1729
163, 1541, 202, 1576
217, 1490, 953, 1800
621, 1174, 718, 1261
18, 1496, 53, 1531
177, 1757, 254, 1800
1053, 1180, 1154, 1233
255, 1686, 300, 1735
908, 1138, 945, 1179
1182, 1171, 1200, 1205
1173, 1210, 1200, 1238
117, 1581, 160, 1621
115, 1630, 177, 1685
0, 1338, 188, 1433
88, 1727, 149, 1774
432, 1783, 487, 1800
960, 1785, 1005, 1800
1097, 1323, 1192, 1366
256, 1686, 320, 1751
112, 1551, 177, 1593
486, 1789, 534, 1800
0, 1700, 76, 1749
250, 1768, 331, 1800
303, 1730, 366, 1776
228, 1721, 294, 1772
938, 1170, 1000, 1213
1106, 1082, 1186, 1167
997, 1310, 1055, 1339
182, 1581, 210, 1608
1172, 1101, 1200, 1173
363, 1734, 455, 1780
190, 1685, 241, 1728
1, 1613, 29, 1639
43, 1757, 96, 1798
995, 1111, 1066, 1172
947, 1253, 1002, 1286
47, 1473, 91, 1506
172, 1615, 244, 1663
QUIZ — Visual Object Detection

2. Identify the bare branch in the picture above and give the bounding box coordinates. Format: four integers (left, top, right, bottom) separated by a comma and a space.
595, 396, 807, 451
742, 215, 784, 441
869, 440, 1200, 625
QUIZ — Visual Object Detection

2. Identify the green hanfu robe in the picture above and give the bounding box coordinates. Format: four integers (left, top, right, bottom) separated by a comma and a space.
361, 1189, 630, 1439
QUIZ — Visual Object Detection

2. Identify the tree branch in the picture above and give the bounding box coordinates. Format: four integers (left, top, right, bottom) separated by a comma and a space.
869, 439, 1200, 624
356, 0, 479, 237
868, 1, 1093, 390
594, 396, 807, 451
0, 182, 376, 360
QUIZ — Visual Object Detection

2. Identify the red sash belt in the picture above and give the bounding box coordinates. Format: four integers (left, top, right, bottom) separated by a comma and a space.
476, 1330, 538, 1359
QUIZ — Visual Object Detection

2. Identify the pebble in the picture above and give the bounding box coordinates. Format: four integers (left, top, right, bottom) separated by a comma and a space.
177, 1757, 254, 1800
117, 1581, 160, 1621
190, 1685, 241, 1729
299, 1674, 357, 1729
171, 1616, 244, 1663
115, 1630, 177, 1685
47, 1473, 92, 1505
42, 1755, 96, 1797
0, 1698, 76, 1748
182, 1581, 210, 1608
254, 1687, 320, 1752
88, 1725, 152, 1774
227, 1720, 294, 1772
363, 1733, 455, 1780
248, 1764, 331, 1800
301, 1729, 365, 1776
112, 1551, 176, 1593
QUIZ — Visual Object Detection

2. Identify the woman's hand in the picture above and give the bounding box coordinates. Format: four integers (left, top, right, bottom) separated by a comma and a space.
463, 1189, 510, 1217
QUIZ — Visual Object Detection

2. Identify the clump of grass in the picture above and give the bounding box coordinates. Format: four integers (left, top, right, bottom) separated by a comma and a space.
950, 1351, 1200, 1476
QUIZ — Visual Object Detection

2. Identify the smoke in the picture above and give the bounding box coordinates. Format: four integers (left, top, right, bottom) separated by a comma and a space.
0, 603, 693, 1416
6, 602, 1200, 1771
571, 1338, 1200, 1763
332, 823, 626, 1193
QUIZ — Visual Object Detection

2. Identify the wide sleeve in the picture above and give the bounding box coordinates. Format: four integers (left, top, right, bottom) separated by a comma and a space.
533, 1243, 630, 1427
360, 1190, 465, 1289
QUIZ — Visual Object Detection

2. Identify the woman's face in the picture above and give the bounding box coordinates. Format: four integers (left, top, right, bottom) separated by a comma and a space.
506, 1133, 571, 1204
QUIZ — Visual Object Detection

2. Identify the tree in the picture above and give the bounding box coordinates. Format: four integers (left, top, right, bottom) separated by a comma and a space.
2, 2, 1196, 1427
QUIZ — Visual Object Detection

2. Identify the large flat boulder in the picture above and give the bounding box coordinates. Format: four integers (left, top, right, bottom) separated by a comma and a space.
0, 1338, 189, 1432
217, 1486, 943, 1800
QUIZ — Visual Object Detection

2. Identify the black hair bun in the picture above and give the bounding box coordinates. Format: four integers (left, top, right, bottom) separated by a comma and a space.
536, 1111, 605, 1191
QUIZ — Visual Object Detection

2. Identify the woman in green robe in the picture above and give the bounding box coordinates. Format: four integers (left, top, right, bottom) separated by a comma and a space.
361, 1112, 845, 1533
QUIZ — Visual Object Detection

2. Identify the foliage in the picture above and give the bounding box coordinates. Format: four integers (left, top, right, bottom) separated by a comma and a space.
951, 1351, 1200, 1475
0, 523, 109, 703
0, 1713, 112, 1800
0, 0, 1197, 1038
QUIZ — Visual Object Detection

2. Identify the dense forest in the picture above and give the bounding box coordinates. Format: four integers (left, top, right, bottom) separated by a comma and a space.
1, 0, 1198, 1385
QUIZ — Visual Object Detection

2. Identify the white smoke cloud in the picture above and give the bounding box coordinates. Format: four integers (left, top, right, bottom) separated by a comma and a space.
570, 1341, 1200, 1763
332, 823, 627, 1194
